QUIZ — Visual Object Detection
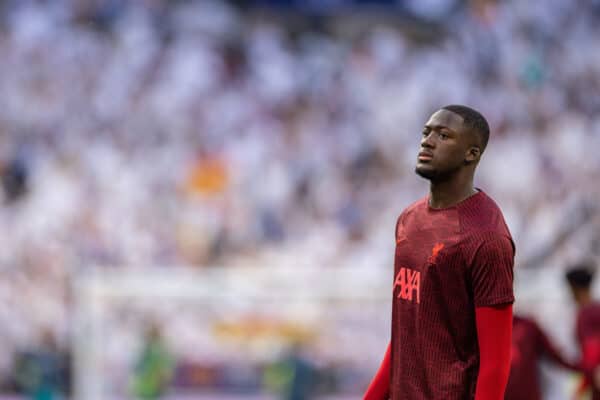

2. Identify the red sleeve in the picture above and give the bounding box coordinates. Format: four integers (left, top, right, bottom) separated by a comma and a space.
364, 343, 390, 400
474, 304, 513, 400
469, 233, 515, 307
581, 337, 600, 376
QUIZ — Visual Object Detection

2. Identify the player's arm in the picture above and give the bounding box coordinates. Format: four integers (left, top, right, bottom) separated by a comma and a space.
580, 336, 600, 375
469, 233, 515, 400
363, 342, 391, 400
474, 304, 513, 400
534, 321, 579, 370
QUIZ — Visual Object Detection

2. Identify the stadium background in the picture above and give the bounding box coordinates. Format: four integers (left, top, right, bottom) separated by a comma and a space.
0, 0, 599, 399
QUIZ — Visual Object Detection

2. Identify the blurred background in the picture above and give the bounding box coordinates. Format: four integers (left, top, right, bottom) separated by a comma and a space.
1, 0, 600, 399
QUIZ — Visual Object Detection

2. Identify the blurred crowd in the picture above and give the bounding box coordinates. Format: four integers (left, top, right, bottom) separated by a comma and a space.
1, 0, 600, 397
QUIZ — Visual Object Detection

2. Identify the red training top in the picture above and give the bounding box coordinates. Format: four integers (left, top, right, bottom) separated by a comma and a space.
576, 302, 600, 400
391, 190, 515, 399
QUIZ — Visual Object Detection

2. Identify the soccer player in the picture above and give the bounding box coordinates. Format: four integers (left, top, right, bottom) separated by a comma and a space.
364, 105, 515, 400
565, 265, 600, 400
505, 314, 579, 400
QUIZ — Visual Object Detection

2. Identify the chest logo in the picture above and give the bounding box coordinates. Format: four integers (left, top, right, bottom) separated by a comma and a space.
428, 242, 445, 264
394, 267, 420, 304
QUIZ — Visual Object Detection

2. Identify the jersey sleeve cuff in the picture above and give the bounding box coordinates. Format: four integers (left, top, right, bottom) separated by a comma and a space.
475, 295, 515, 308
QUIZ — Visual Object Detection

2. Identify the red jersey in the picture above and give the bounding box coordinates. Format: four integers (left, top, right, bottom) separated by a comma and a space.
505, 315, 576, 400
391, 190, 514, 400
576, 302, 600, 400
576, 303, 600, 348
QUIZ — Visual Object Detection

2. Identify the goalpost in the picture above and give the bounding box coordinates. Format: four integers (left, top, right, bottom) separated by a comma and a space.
72, 266, 391, 400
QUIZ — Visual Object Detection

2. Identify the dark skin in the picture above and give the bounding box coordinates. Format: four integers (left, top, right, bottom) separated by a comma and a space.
569, 286, 593, 308
415, 109, 483, 209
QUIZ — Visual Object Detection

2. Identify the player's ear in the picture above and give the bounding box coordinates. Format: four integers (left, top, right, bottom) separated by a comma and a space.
465, 146, 481, 163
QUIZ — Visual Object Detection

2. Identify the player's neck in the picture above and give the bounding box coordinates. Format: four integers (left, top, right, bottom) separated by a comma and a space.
577, 291, 593, 307
428, 177, 477, 209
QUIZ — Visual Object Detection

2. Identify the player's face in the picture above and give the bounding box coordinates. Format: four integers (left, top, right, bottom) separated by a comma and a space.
415, 109, 472, 182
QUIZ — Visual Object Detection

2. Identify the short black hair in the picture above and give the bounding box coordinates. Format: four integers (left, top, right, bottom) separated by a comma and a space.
442, 104, 490, 151
565, 264, 595, 289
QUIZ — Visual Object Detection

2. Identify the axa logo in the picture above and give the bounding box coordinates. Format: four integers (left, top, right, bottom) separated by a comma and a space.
428, 242, 444, 264
394, 267, 420, 304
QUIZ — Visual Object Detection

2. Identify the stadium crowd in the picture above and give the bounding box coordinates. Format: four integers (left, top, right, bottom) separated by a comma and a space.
0, 0, 599, 397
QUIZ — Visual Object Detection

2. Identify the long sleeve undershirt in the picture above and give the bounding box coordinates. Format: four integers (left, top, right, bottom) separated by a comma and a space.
363, 304, 513, 400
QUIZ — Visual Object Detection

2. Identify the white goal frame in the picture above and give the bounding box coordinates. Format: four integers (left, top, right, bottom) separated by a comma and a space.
72, 266, 390, 400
